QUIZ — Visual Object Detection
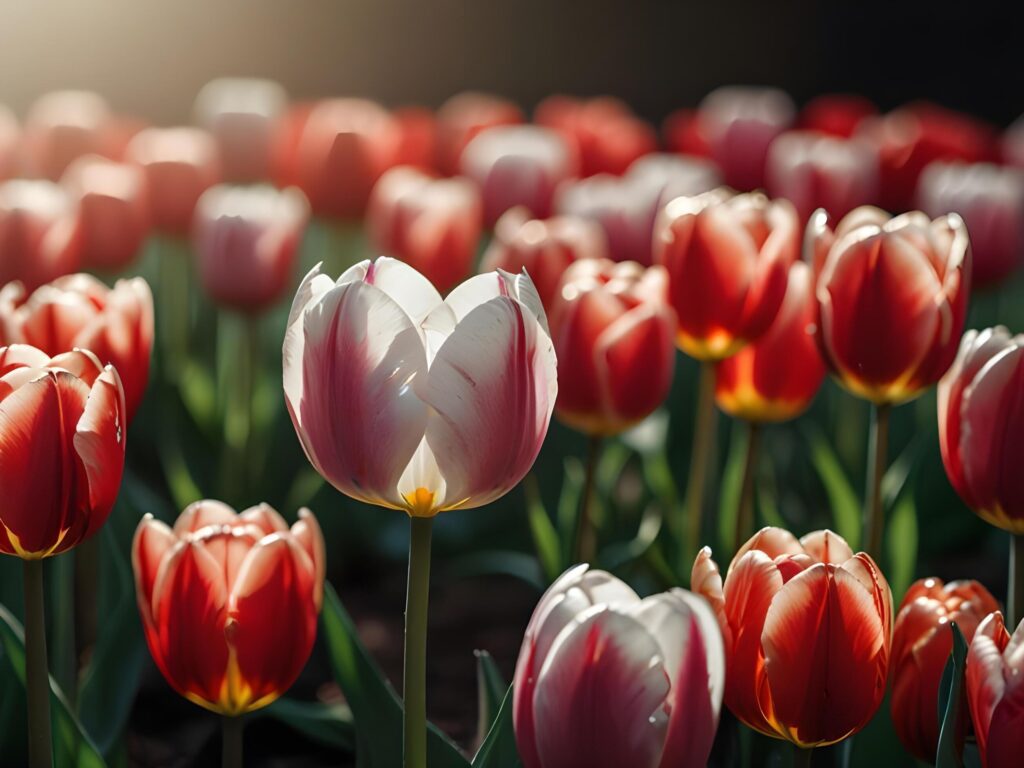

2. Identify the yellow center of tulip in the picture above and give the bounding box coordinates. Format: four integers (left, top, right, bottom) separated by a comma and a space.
4, 525, 69, 560
403, 487, 439, 518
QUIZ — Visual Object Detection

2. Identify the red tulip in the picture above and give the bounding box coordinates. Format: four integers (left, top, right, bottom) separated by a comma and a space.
662, 108, 711, 157
460, 126, 576, 226
23, 90, 114, 180
812, 207, 971, 404
693, 528, 893, 747
857, 103, 997, 212
549, 259, 676, 435
366, 166, 482, 294
193, 184, 310, 313
0, 274, 153, 422
126, 127, 220, 235
890, 578, 1000, 762
917, 161, 1024, 287
0, 344, 126, 558
132, 501, 325, 715
0, 180, 81, 291
61, 155, 150, 272
0, 106, 19, 181
715, 262, 825, 422
513, 565, 725, 768
654, 190, 799, 360
938, 327, 1024, 533
765, 131, 879, 224
269, 101, 316, 188
798, 95, 876, 138
194, 77, 288, 183
393, 106, 439, 171
966, 612, 1024, 768
698, 86, 796, 191
436, 92, 524, 176
481, 207, 608, 310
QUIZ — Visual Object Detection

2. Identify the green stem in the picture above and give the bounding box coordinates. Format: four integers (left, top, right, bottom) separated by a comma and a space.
403, 517, 433, 768
24, 559, 53, 768
734, 421, 762, 553
220, 312, 258, 504
74, 536, 99, 697
157, 236, 190, 385
574, 436, 602, 564
1010, 533, 1024, 629
49, 551, 76, 706
793, 745, 813, 768
863, 403, 891, 561
222, 715, 243, 768
685, 361, 718, 566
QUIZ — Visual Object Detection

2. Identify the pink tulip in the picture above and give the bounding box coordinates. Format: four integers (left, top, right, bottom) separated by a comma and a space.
23, 90, 114, 180
283, 257, 557, 518
0, 180, 80, 291
966, 612, 1024, 768
193, 184, 310, 313
367, 166, 482, 294
513, 565, 724, 768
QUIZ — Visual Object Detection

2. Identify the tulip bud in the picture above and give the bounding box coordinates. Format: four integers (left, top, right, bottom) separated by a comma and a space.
0, 105, 19, 181
0, 180, 81, 291
812, 207, 971, 404
698, 86, 796, 191
61, 155, 149, 272
549, 259, 675, 435
890, 578, 1000, 761
715, 262, 825, 422
513, 564, 725, 768
194, 77, 288, 183
460, 126, 576, 227
0, 274, 154, 422
0, 345, 126, 558
798, 94, 876, 138
126, 127, 220, 235
436, 92, 523, 176
917, 161, 1024, 287
765, 131, 879, 224
283, 258, 557, 518
965, 612, 1023, 768
366, 167, 482, 294
938, 327, 1024, 533
132, 501, 325, 715
481, 207, 608, 310
193, 184, 310, 313
23, 90, 114, 180
693, 528, 893, 747
654, 190, 799, 360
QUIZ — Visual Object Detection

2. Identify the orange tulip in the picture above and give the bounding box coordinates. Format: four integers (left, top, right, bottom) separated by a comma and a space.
132, 501, 325, 715
965, 612, 1024, 768
692, 527, 892, 747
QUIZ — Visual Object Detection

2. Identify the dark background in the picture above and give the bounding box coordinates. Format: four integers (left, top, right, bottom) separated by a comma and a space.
0, 1, 1020, 126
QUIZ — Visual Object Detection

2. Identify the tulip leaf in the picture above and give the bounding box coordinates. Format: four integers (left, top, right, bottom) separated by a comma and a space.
177, 360, 219, 439
0, 603, 107, 768
804, 424, 861, 549
472, 686, 522, 768
474, 651, 507, 747
321, 584, 470, 768
556, 457, 584, 567
523, 475, 563, 584
757, 456, 786, 530
263, 697, 356, 752
936, 622, 968, 768
717, 422, 748, 555
885, 495, 918, 604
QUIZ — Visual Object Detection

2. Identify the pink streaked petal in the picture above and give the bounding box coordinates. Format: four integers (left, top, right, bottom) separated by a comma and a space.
359, 255, 444, 328
730, 526, 804, 573
290, 508, 326, 610
798, 529, 853, 565
239, 503, 289, 536
174, 500, 239, 536
0, 344, 51, 375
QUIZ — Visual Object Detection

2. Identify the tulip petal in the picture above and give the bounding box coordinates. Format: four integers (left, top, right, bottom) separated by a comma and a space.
174, 499, 239, 535
290, 508, 326, 610
967, 612, 1012, 766
0, 344, 51, 376
73, 365, 126, 543
239, 503, 289, 536
798, 529, 853, 565
354, 256, 444, 329
131, 514, 177, 628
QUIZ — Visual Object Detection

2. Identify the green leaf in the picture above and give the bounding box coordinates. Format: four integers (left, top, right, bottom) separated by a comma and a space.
886, 495, 919, 604
523, 476, 562, 583
321, 584, 470, 768
595, 440, 630, 500
758, 456, 785, 530
0, 603, 107, 768
472, 686, 522, 768
936, 623, 968, 768
881, 438, 922, 509
177, 360, 218, 438
804, 424, 861, 548
263, 697, 355, 752
556, 457, 584, 567
717, 423, 747, 554
474, 651, 507, 747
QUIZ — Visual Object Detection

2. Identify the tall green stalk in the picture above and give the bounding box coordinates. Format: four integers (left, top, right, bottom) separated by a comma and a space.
863, 403, 891, 561
403, 517, 433, 768
684, 361, 718, 567
24, 559, 53, 768
734, 421, 762, 553
575, 436, 602, 564
222, 715, 243, 768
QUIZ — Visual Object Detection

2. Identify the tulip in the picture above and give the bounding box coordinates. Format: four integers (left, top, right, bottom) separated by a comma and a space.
966, 612, 1024, 768
697, 86, 796, 191
436, 91, 523, 176
662, 108, 711, 158
481, 207, 608, 310
0, 180, 81, 291
693, 528, 892, 747
367, 166, 482, 293
917, 162, 1024, 287
765, 131, 879, 224
393, 106, 439, 171
23, 90, 114, 180
193, 184, 310, 313
798, 94, 876, 138
194, 77, 288, 183
126, 127, 220, 235
0, 274, 153, 422
270, 101, 316, 188
890, 578, 1000, 761
61, 155, 150, 272
0, 105, 19, 181
460, 125, 576, 227
513, 564, 725, 768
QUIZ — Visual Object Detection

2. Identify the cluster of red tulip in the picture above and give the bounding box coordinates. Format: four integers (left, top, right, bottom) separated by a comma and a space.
0, 78, 1023, 768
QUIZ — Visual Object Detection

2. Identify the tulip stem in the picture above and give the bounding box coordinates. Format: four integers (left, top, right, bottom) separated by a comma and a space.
24, 559, 53, 768
734, 421, 762, 554
863, 402, 890, 561
222, 715, 243, 768
156, 236, 190, 385
575, 436, 602, 564
404, 516, 433, 768
1010, 533, 1024, 628
220, 311, 259, 504
684, 361, 718, 566
793, 745, 813, 768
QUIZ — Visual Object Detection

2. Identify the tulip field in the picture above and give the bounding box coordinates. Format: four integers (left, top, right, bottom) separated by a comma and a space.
1, 64, 1024, 768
